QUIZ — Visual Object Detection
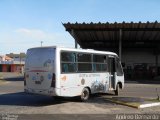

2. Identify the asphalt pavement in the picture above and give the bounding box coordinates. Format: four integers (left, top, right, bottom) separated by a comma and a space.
0, 73, 160, 120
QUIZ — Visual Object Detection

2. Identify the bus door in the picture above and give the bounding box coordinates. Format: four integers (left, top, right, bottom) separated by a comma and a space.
108, 56, 116, 90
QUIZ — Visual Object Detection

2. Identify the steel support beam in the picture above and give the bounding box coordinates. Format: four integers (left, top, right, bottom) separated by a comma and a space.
71, 29, 78, 48
155, 54, 158, 76
119, 29, 122, 61
75, 40, 78, 48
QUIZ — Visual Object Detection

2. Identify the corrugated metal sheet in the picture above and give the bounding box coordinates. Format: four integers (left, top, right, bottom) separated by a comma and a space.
63, 21, 160, 51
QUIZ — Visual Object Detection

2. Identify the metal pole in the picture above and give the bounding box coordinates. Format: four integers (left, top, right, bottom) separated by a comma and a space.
41, 41, 43, 47
20, 53, 22, 74
119, 29, 122, 61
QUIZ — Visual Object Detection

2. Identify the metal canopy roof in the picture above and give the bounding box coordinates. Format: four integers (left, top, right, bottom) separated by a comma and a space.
63, 21, 160, 52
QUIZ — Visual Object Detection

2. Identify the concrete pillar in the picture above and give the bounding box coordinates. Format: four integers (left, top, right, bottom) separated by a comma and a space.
119, 29, 122, 61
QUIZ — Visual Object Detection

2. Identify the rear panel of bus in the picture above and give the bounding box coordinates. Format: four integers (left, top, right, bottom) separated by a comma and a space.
24, 47, 57, 96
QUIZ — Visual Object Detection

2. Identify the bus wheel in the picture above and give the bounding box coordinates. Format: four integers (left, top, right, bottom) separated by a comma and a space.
81, 88, 90, 102
53, 96, 62, 101
115, 84, 119, 96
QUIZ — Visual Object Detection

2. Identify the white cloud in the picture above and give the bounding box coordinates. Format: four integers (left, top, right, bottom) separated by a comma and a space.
15, 28, 54, 40
0, 28, 75, 54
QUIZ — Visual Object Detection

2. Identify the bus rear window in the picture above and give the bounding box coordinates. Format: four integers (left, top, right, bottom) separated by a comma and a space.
25, 48, 55, 68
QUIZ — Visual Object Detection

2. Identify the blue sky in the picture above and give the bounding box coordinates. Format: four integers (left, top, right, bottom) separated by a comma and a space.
0, 0, 160, 54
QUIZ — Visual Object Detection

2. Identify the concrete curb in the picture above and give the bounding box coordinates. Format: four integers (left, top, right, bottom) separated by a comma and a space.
105, 98, 160, 109
139, 102, 160, 108
105, 98, 140, 109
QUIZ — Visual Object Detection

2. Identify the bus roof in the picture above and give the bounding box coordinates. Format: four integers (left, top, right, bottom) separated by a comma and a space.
28, 46, 117, 56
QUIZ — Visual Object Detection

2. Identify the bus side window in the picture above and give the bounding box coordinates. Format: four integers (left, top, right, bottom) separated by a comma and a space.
61, 51, 77, 73
93, 64, 96, 71
62, 63, 68, 72
70, 53, 76, 62
93, 55, 108, 72
116, 58, 123, 76
77, 53, 92, 72
61, 52, 76, 62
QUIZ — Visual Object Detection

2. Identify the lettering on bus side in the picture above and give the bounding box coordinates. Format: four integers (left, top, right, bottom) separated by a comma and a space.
79, 74, 100, 77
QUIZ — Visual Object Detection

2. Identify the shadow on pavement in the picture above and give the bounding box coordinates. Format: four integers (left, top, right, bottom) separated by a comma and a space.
0, 92, 117, 106
125, 79, 160, 84
3, 76, 24, 81
86, 93, 118, 105
0, 72, 24, 81
0, 92, 68, 106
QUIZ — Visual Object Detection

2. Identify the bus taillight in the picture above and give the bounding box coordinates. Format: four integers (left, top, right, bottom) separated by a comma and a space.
24, 73, 26, 86
24, 74, 29, 86
51, 73, 55, 87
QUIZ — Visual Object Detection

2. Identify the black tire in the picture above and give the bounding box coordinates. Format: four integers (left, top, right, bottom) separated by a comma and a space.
81, 88, 90, 102
53, 96, 62, 101
115, 84, 119, 96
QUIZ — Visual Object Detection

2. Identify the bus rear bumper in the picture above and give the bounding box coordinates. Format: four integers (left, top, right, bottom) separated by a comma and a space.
24, 87, 59, 96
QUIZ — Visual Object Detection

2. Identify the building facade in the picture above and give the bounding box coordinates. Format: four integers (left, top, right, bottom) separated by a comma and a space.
0, 53, 25, 73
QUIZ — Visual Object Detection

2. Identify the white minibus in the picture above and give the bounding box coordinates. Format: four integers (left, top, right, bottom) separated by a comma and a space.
24, 46, 124, 101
